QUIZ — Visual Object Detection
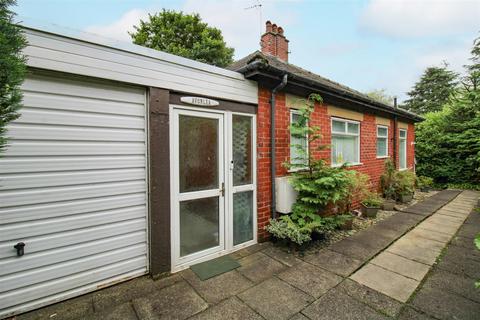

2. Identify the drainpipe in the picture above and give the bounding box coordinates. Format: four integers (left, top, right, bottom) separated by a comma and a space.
393, 97, 398, 169
270, 74, 288, 219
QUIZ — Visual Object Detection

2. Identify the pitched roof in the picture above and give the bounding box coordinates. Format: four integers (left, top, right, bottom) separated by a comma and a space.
228, 51, 423, 122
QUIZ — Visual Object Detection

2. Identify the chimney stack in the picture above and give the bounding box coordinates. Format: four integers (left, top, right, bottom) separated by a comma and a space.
260, 21, 289, 62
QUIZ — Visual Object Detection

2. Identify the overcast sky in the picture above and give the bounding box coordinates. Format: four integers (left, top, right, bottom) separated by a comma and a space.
15, 0, 480, 101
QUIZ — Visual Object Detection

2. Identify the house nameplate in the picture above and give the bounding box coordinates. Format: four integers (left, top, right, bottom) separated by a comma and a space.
180, 96, 220, 107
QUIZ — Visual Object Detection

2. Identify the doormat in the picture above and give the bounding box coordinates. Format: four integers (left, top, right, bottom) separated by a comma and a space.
190, 255, 241, 281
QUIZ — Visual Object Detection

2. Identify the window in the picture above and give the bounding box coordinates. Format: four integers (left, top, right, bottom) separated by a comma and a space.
290, 110, 308, 167
376, 126, 388, 158
399, 129, 407, 169
331, 118, 360, 166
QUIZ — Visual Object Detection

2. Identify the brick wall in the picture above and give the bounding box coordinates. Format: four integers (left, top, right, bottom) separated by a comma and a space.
256, 86, 416, 240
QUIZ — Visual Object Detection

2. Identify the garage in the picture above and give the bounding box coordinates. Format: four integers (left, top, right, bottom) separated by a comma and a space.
0, 21, 257, 318
0, 72, 149, 317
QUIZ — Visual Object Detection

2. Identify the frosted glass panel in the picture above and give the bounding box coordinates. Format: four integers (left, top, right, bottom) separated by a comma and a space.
347, 123, 359, 134
232, 115, 252, 186
377, 126, 388, 137
377, 138, 387, 157
332, 135, 358, 165
290, 112, 308, 165
179, 115, 218, 193
399, 139, 407, 169
332, 120, 345, 133
233, 191, 254, 245
180, 197, 219, 256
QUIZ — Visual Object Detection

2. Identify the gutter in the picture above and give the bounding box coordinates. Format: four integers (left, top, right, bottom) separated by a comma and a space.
238, 59, 423, 122
270, 74, 288, 219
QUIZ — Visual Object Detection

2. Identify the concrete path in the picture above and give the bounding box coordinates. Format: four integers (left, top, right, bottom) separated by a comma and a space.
15, 190, 480, 320
350, 191, 478, 303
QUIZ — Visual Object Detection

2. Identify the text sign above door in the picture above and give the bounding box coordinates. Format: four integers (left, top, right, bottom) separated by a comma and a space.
181, 96, 220, 107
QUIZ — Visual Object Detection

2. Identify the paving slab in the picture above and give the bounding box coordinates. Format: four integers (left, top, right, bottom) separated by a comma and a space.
277, 262, 343, 298
395, 234, 447, 252
456, 223, 480, 239
416, 220, 459, 236
370, 251, 430, 281
437, 248, 480, 279
347, 229, 395, 250
422, 269, 480, 303
303, 249, 363, 277
366, 223, 406, 239
237, 252, 288, 283
407, 227, 452, 243
386, 239, 440, 265
464, 210, 480, 224
189, 297, 262, 320
262, 246, 303, 267
238, 277, 313, 320
301, 287, 388, 320
89, 303, 138, 320
435, 208, 470, 219
229, 242, 272, 259
328, 238, 379, 261
17, 293, 94, 320
338, 279, 403, 317
92, 276, 162, 310
397, 307, 436, 320
132, 281, 207, 320
180, 269, 253, 304
411, 284, 480, 320
350, 263, 419, 302
450, 235, 480, 252
289, 313, 310, 320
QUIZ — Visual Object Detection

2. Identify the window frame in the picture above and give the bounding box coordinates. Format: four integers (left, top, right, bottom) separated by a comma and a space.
376, 125, 389, 159
399, 128, 407, 170
289, 109, 309, 170
330, 117, 361, 167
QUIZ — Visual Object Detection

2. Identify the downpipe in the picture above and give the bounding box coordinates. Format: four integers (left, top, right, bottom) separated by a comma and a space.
270, 74, 288, 219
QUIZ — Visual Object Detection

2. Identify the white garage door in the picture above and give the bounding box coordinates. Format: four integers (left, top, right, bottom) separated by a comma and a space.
0, 72, 148, 317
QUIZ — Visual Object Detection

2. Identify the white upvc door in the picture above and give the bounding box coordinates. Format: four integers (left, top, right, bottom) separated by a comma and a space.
171, 107, 225, 270
171, 106, 256, 271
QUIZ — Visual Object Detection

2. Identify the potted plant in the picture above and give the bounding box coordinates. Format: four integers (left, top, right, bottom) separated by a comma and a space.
361, 193, 383, 218
380, 159, 397, 210
336, 171, 369, 229
395, 170, 416, 203
417, 176, 434, 192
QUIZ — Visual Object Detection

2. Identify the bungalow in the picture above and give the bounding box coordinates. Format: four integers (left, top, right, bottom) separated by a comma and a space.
229, 21, 422, 241
0, 20, 421, 318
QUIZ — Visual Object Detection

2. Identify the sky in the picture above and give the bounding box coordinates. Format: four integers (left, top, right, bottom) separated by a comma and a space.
14, 0, 480, 101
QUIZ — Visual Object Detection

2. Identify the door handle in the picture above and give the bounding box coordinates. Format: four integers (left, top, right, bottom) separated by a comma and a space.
221, 182, 225, 197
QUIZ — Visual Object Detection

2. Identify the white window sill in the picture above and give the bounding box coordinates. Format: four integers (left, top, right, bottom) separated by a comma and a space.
331, 162, 363, 168
376, 156, 389, 159
399, 167, 408, 171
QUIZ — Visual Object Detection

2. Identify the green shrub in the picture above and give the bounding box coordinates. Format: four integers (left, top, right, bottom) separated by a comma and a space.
268, 93, 353, 244
395, 170, 416, 196
339, 171, 370, 214
361, 193, 383, 208
380, 159, 397, 199
417, 176, 434, 189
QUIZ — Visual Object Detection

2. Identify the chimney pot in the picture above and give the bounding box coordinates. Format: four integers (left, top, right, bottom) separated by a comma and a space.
265, 20, 272, 32
260, 21, 289, 62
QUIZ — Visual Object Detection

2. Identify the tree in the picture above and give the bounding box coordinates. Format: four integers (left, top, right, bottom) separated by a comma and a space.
130, 10, 234, 67
462, 35, 480, 97
0, 0, 26, 154
404, 63, 458, 114
365, 89, 394, 106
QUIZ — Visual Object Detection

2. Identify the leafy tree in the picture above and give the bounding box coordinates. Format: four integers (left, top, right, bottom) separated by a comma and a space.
130, 10, 234, 67
0, 0, 26, 154
462, 35, 480, 95
365, 89, 394, 106
404, 64, 458, 114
